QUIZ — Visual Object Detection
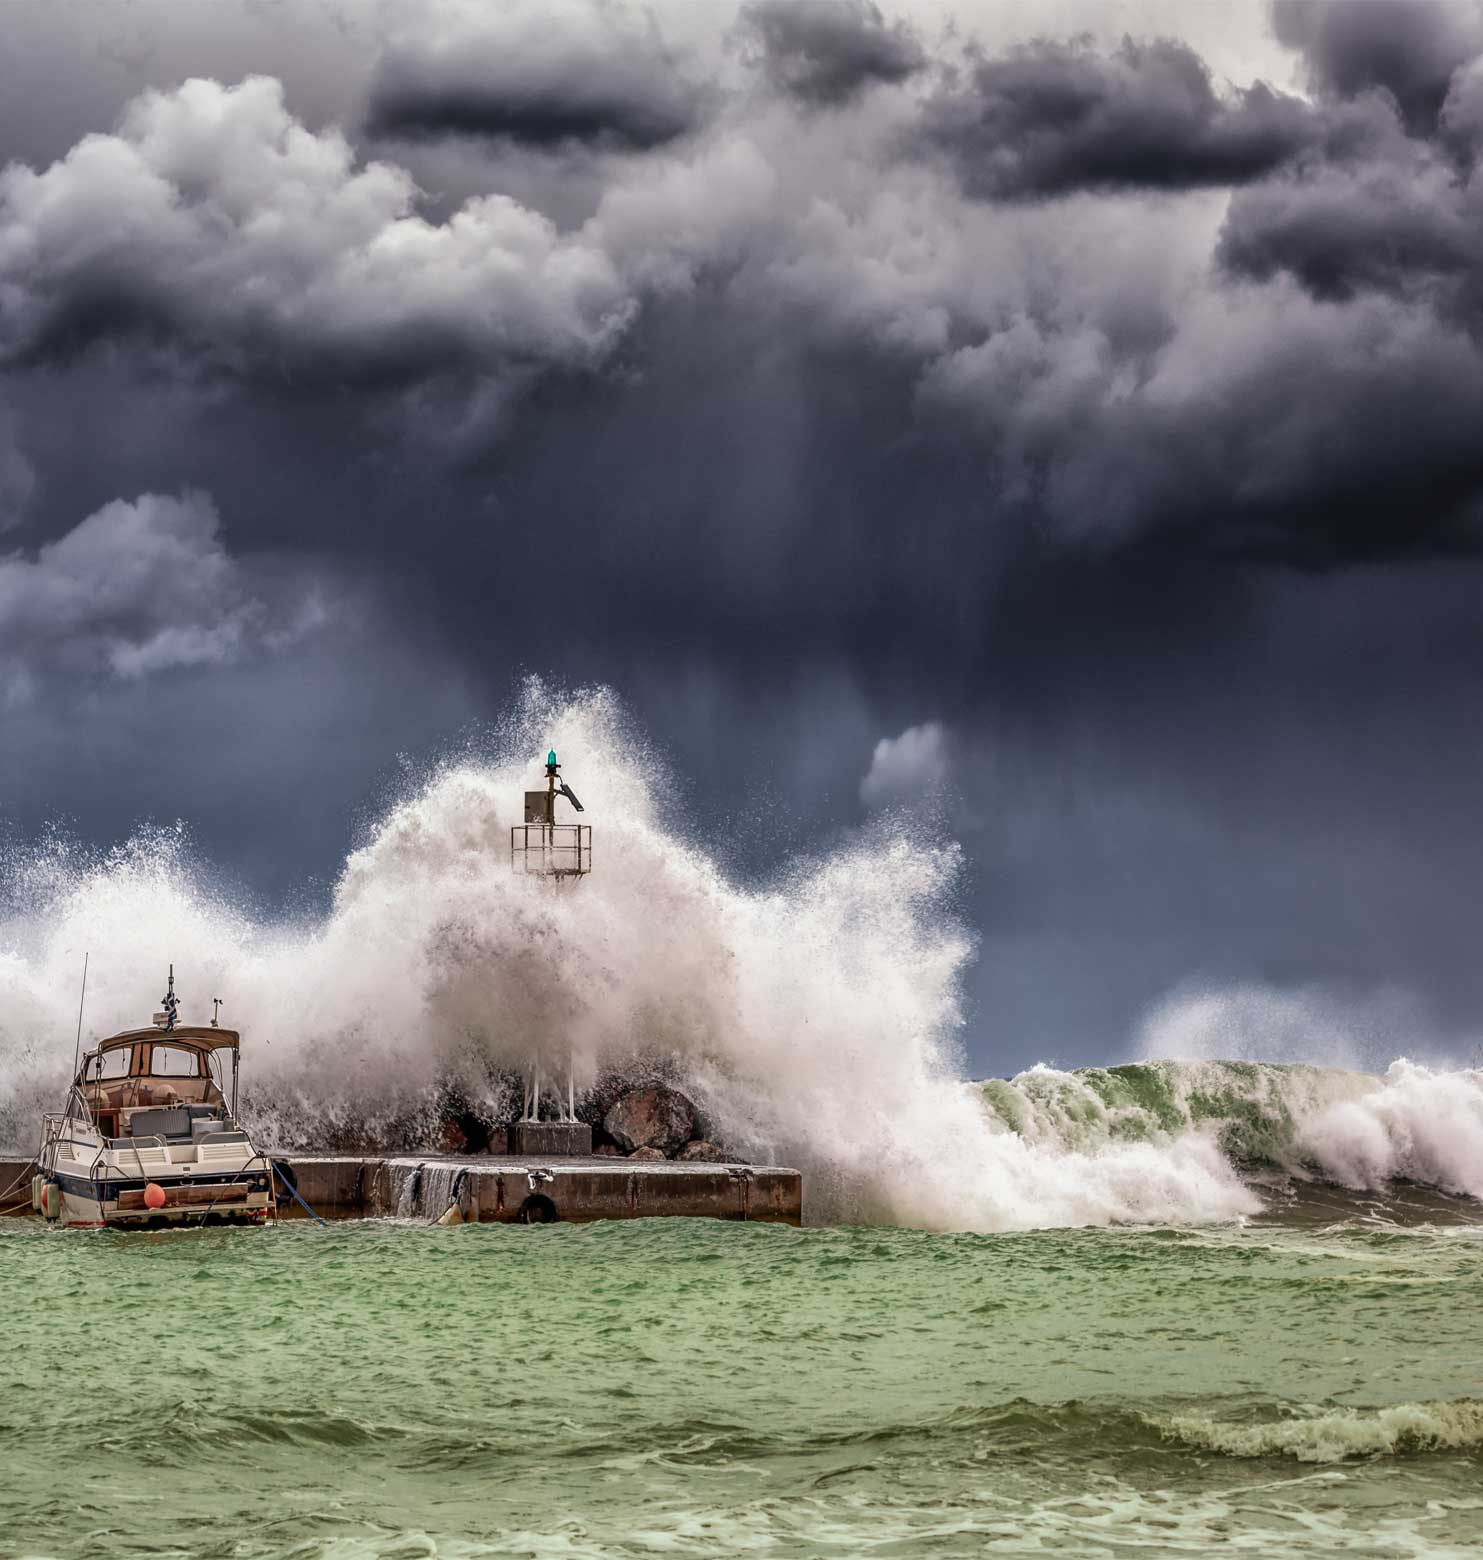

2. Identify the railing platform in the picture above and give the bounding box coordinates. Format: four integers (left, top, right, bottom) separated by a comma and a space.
510, 822, 591, 877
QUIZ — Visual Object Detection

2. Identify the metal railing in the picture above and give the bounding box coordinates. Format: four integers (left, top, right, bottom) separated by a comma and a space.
510, 822, 591, 878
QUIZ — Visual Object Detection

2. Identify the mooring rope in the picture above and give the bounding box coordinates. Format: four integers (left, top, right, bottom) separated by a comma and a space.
0, 1159, 36, 1211
271, 1160, 328, 1226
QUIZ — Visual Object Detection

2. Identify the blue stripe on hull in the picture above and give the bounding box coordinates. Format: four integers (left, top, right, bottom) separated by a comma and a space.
51, 1169, 269, 1199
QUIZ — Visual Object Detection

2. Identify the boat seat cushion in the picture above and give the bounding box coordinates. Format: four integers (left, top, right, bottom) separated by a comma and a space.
127, 1106, 193, 1140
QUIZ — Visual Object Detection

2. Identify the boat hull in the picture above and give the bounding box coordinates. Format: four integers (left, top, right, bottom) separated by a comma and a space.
36, 1166, 275, 1229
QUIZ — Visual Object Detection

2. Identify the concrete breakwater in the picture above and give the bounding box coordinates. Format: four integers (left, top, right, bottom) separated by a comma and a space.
0, 1153, 803, 1226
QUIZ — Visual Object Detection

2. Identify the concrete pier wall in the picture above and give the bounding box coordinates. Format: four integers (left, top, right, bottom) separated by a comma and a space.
295, 1156, 802, 1225
0, 1154, 803, 1226
0, 1158, 34, 1217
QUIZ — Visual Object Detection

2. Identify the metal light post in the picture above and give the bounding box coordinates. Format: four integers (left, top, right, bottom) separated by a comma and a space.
509, 749, 593, 1153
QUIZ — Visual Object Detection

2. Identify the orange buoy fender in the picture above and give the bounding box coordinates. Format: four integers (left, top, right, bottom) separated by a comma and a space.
144, 1182, 167, 1210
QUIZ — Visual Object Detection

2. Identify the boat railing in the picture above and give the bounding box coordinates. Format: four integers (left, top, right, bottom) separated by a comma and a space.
39, 1112, 65, 1154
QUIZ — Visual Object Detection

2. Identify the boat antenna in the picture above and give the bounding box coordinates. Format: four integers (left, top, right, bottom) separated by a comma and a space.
71, 952, 89, 1079
212, 997, 223, 1028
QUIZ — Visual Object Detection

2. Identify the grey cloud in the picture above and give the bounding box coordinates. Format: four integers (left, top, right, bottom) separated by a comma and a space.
1216, 61, 1483, 309
738, 0, 925, 107
1218, 154, 1473, 302
1272, 0, 1483, 135
0, 490, 327, 699
916, 286, 1483, 563
0, 76, 634, 386
919, 36, 1319, 199
8, 46, 1483, 580
366, 5, 707, 150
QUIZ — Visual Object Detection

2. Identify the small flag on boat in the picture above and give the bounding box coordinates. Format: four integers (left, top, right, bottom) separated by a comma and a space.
161, 965, 178, 1033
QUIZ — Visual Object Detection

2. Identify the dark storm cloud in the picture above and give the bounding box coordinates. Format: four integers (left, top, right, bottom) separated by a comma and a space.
918, 36, 1319, 199
737, 0, 925, 107
1216, 15, 1483, 312
10, 6, 1483, 577
1217, 150, 1473, 303
365, 9, 706, 149
10, 2, 1483, 1068
1272, 0, 1483, 135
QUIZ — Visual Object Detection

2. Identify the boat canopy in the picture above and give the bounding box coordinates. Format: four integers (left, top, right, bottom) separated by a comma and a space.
86, 1026, 242, 1058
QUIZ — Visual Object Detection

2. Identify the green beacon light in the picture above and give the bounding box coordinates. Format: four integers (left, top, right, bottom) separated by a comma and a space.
548, 750, 557, 766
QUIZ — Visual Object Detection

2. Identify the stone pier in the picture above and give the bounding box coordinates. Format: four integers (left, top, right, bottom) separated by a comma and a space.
0, 1154, 803, 1226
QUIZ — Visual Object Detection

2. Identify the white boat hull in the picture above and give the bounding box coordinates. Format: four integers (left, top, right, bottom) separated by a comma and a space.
36, 1136, 275, 1228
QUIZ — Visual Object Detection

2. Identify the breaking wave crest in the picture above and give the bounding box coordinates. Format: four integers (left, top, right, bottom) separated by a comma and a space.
0, 682, 1480, 1228
1158, 1399, 1483, 1462
982, 1058, 1483, 1199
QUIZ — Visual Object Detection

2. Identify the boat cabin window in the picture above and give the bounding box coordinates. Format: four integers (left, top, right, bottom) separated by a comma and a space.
92, 1048, 132, 1080
150, 1044, 204, 1078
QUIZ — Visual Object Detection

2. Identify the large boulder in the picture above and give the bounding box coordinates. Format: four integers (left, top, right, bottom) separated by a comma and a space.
604, 1085, 696, 1154
628, 1146, 667, 1161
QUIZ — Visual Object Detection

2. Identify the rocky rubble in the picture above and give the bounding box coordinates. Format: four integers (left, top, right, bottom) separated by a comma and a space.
677, 1140, 728, 1162
435, 1074, 734, 1162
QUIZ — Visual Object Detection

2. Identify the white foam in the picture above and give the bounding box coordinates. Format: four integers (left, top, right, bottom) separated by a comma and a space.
1295, 1060, 1483, 1199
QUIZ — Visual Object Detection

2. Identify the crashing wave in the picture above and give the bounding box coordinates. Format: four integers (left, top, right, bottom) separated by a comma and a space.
0, 681, 1479, 1229
979, 1059, 1483, 1200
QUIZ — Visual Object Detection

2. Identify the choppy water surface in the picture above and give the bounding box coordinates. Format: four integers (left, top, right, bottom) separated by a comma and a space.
3, 1193, 1481, 1559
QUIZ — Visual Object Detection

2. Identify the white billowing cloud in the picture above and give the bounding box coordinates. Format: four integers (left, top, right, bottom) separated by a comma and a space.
859, 720, 948, 810
0, 490, 327, 699
0, 75, 634, 383
587, 134, 779, 293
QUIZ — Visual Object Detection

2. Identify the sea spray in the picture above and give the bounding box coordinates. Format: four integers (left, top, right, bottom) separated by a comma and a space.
0, 682, 1477, 1227
1296, 1059, 1483, 1196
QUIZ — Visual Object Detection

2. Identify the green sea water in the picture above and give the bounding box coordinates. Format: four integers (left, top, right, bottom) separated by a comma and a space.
3, 1191, 1482, 1559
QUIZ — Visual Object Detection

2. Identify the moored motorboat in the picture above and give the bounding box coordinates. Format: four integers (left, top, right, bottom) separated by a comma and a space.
33, 971, 275, 1229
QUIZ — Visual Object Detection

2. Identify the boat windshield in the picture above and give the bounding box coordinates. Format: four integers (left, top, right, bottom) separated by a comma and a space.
150, 1043, 206, 1077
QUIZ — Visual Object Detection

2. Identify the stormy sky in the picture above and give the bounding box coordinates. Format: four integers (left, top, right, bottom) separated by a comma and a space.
4, 0, 1483, 1073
